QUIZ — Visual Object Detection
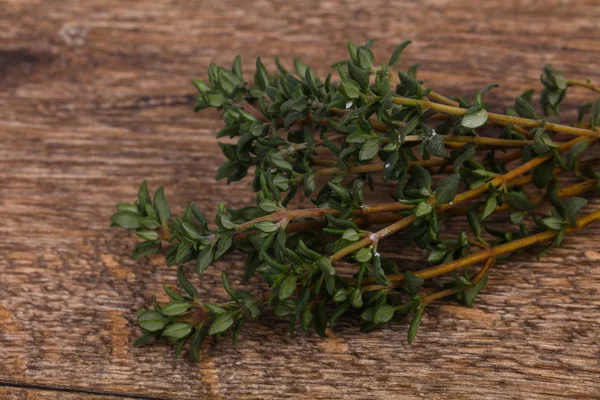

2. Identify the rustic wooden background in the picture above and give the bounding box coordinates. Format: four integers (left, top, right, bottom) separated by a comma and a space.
1, 0, 600, 399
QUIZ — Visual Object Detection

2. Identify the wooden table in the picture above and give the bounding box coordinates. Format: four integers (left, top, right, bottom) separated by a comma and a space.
1, 1, 599, 398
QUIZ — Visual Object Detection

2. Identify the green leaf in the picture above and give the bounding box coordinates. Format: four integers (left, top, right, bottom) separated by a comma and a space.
505, 191, 537, 211
355, 247, 372, 263
135, 230, 158, 242
342, 229, 360, 242
214, 235, 233, 259
539, 216, 565, 231
241, 296, 260, 319
407, 308, 423, 344
414, 202, 432, 218
374, 304, 396, 324
161, 301, 191, 317
138, 180, 151, 209
254, 221, 279, 233
229, 54, 243, 78
189, 323, 207, 362
466, 205, 482, 239
388, 40, 412, 67
133, 333, 154, 347
209, 312, 235, 336
221, 272, 240, 301
564, 197, 587, 226
259, 199, 279, 213
138, 310, 166, 332
111, 211, 141, 229
279, 275, 297, 300
348, 61, 369, 90
340, 79, 362, 99
461, 108, 488, 129
163, 323, 192, 340
162, 284, 184, 301
434, 174, 461, 205
515, 96, 538, 119
462, 275, 488, 307
398, 72, 422, 97
153, 187, 170, 226
293, 58, 309, 78
177, 266, 198, 298
350, 288, 363, 308
481, 195, 497, 220
404, 271, 424, 295
196, 246, 215, 275
359, 138, 379, 161
427, 135, 446, 158
352, 179, 365, 205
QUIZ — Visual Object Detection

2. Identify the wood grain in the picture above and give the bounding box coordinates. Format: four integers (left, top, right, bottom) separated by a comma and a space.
1, 0, 600, 398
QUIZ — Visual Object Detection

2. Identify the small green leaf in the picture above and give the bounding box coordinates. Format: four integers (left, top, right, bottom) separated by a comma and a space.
177, 266, 198, 298
153, 187, 171, 226
163, 323, 192, 340
254, 221, 279, 233
462, 275, 488, 307
434, 174, 461, 205
138, 310, 166, 332
374, 304, 396, 324
293, 58, 309, 78
515, 96, 538, 119
279, 275, 297, 300
342, 229, 360, 242
482, 195, 497, 220
348, 61, 370, 90
196, 246, 215, 275
350, 288, 363, 308
540, 216, 565, 231
355, 247, 372, 263
138, 180, 151, 209
162, 285, 184, 301
340, 79, 362, 99
161, 301, 191, 317
259, 199, 279, 213
427, 135, 446, 158
133, 333, 154, 347
111, 211, 141, 229
214, 235, 233, 259
407, 308, 423, 344
461, 108, 488, 129
209, 313, 235, 336
564, 197, 587, 226
359, 138, 379, 161
136, 230, 159, 241
404, 271, 424, 295
221, 272, 239, 301
414, 202, 432, 218
388, 40, 412, 67
506, 191, 537, 211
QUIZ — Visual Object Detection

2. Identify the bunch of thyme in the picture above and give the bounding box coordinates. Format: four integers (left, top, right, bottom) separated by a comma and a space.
111, 40, 600, 361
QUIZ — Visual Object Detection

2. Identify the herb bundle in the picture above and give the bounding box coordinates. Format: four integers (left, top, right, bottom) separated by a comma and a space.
111, 40, 600, 361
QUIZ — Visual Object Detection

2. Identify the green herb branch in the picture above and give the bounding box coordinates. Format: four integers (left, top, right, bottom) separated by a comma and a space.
111, 40, 600, 360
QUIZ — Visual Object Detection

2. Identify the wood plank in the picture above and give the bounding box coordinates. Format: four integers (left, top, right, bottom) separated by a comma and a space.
0, 384, 152, 399
1, 0, 599, 398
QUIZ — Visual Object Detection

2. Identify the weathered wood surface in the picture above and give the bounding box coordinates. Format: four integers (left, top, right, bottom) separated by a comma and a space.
1, 0, 600, 398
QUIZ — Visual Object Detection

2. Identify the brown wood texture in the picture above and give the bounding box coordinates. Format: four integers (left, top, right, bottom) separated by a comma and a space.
1, 0, 600, 399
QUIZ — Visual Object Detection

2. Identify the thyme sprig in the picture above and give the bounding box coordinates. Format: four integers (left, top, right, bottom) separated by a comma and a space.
111, 40, 600, 360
